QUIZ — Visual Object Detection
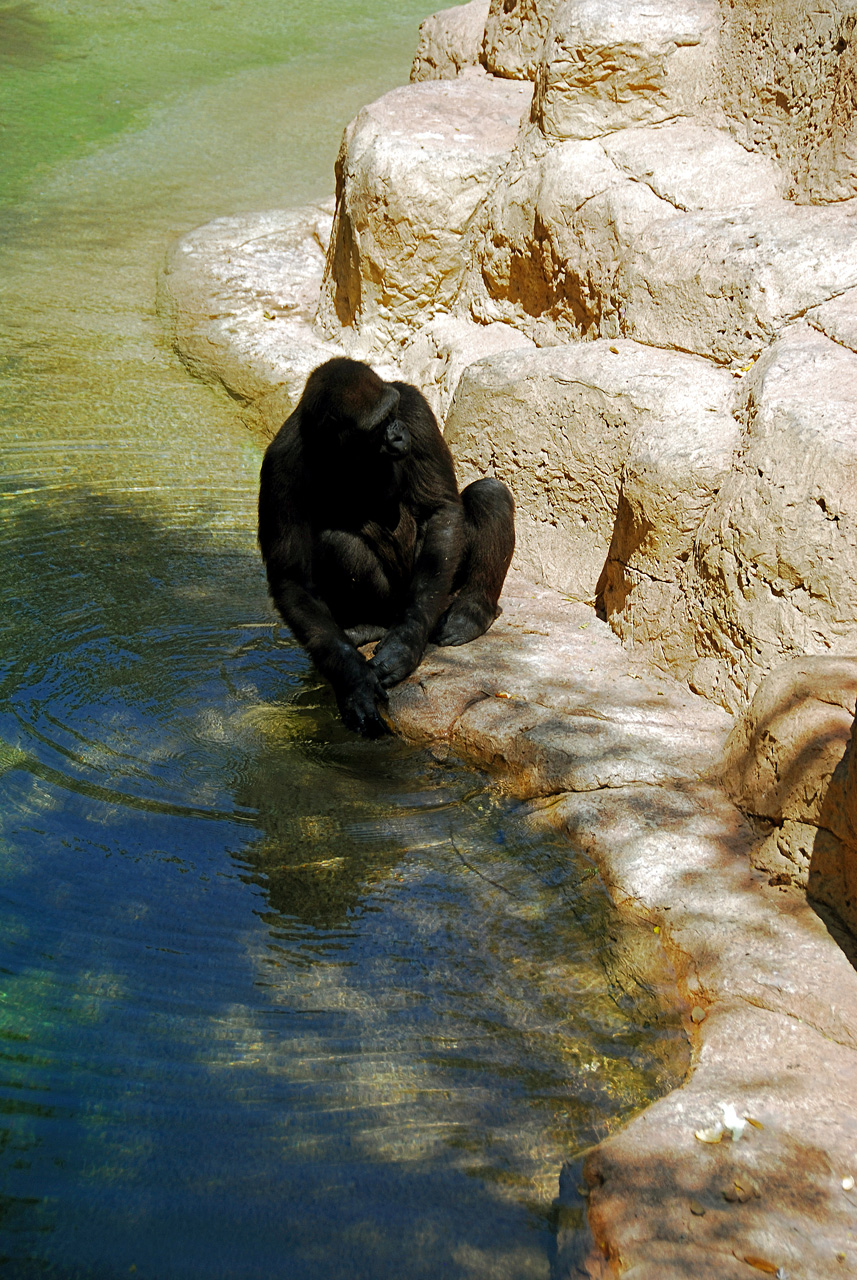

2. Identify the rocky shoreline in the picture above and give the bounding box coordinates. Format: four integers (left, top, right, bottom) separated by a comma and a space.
157, 2, 857, 1274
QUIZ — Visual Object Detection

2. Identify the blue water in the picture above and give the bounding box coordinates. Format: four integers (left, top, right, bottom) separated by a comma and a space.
0, 4, 686, 1276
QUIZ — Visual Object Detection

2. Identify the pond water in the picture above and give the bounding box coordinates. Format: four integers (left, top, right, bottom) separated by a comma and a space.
0, 3, 687, 1277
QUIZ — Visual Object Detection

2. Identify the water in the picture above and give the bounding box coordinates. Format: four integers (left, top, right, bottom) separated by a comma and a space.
0, 3, 687, 1276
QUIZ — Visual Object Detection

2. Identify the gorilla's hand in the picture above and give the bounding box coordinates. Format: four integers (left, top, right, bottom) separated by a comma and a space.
338, 668, 390, 738
369, 624, 424, 690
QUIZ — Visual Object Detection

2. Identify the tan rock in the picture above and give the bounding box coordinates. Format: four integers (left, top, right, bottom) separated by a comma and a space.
464, 132, 673, 342
690, 325, 857, 711
721, 655, 857, 829
619, 203, 857, 366
809, 285, 857, 356
481, 0, 559, 79
463, 119, 785, 345
602, 121, 784, 211
720, 655, 857, 932
396, 313, 535, 418
717, 0, 857, 204
443, 339, 736, 606
156, 204, 343, 437
410, 0, 490, 81
598, 372, 740, 677
531, 0, 718, 141
317, 76, 531, 347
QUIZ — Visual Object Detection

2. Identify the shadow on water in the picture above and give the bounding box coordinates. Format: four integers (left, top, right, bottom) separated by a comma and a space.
0, 480, 687, 1279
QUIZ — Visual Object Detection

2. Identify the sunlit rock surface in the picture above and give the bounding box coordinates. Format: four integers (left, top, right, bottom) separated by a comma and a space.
410, 0, 490, 79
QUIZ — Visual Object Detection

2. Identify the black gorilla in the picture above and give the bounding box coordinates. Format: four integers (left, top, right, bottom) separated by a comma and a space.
258, 357, 515, 737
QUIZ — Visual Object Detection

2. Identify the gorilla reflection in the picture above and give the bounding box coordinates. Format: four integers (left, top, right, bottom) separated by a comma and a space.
258, 357, 514, 737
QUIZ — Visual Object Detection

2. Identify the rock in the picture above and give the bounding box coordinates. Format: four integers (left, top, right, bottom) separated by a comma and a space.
689, 325, 857, 711
396, 313, 535, 418
443, 339, 736, 612
531, 0, 718, 141
464, 131, 674, 342
463, 118, 785, 345
410, 0, 490, 81
601, 121, 785, 212
317, 76, 532, 349
597, 367, 740, 679
720, 655, 857, 933
809, 285, 857, 356
156, 204, 343, 437
717, 0, 857, 204
721, 656, 857, 832
481, 0, 559, 79
618, 202, 857, 366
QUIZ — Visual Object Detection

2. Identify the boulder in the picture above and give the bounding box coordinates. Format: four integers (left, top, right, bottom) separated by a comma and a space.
463, 133, 674, 342
619, 201, 857, 366
463, 120, 784, 344
481, 0, 559, 79
601, 121, 784, 211
443, 339, 737, 607
156, 204, 343, 437
689, 325, 857, 711
531, 0, 718, 141
721, 655, 857, 934
410, 0, 490, 81
717, 0, 857, 204
317, 76, 532, 348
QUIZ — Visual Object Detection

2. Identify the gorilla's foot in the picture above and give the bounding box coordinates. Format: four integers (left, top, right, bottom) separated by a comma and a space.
432, 596, 499, 647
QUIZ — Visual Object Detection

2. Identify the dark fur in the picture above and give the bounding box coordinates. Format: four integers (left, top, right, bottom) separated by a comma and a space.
258, 357, 515, 736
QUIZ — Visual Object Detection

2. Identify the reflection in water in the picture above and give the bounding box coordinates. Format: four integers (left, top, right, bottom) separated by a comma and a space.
0, 2, 687, 1276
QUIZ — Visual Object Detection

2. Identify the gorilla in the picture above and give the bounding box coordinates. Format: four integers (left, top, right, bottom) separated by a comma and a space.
258, 357, 515, 737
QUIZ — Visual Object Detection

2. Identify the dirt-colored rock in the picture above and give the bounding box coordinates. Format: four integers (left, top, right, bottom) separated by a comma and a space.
410, 0, 490, 80
531, 0, 718, 141
156, 204, 343, 437
619, 202, 857, 366
443, 339, 737, 610
717, 0, 857, 204
689, 324, 857, 710
462, 119, 785, 345
721, 655, 857, 933
317, 75, 531, 348
481, 0, 559, 79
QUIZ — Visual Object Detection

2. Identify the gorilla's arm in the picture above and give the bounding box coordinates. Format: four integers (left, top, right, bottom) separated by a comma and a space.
368, 498, 463, 687
259, 462, 389, 737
